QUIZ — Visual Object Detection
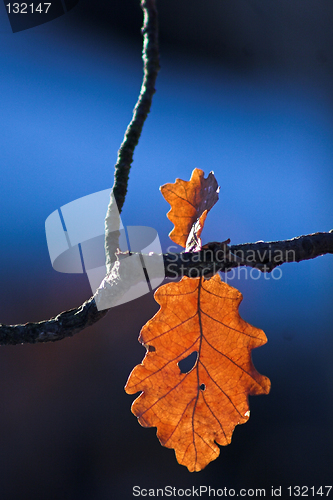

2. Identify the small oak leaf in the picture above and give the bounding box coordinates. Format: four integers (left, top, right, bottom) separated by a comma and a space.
160, 168, 219, 248
125, 275, 271, 472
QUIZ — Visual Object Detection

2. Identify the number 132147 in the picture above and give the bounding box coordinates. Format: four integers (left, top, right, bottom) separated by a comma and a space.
6, 3, 51, 14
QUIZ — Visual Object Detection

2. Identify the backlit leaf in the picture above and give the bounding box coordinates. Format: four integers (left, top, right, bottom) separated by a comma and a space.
160, 168, 219, 248
125, 275, 271, 472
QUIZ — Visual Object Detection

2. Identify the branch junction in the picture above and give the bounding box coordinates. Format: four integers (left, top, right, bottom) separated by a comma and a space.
0, 231, 331, 346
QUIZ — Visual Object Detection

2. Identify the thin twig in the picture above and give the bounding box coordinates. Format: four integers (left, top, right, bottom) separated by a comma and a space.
112, 0, 159, 213
105, 0, 159, 273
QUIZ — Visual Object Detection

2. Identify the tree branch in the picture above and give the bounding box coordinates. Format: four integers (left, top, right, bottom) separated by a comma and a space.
162, 231, 333, 278
0, 298, 107, 346
1, 231, 331, 345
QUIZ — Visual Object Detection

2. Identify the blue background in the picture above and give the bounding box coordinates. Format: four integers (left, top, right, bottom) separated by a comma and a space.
0, 2, 332, 498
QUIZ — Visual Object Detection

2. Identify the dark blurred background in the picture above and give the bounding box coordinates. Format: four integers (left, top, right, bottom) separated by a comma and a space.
0, 1, 332, 499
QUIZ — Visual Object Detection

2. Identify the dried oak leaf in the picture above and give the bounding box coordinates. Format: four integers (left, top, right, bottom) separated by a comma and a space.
125, 275, 271, 472
160, 168, 219, 248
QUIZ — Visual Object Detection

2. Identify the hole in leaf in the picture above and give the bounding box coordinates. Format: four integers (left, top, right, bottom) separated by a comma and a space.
200, 384, 206, 391
178, 351, 198, 374
147, 345, 156, 352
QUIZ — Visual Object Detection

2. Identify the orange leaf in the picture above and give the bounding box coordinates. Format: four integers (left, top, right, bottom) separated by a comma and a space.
125, 275, 271, 472
160, 168, 219, 248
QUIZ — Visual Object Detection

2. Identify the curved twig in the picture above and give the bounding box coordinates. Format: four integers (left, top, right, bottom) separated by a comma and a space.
112, 0, 159, 213
105, 0, 159, 273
